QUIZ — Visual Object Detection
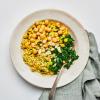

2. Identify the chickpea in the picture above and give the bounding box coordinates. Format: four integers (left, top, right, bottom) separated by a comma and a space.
42, 21, 45, 25
43, 40, 47, 43
56, 22, 60, 27
39, 28, 44, 33
41, 48, 45, 53
21, 45, 25, 49
45, 32, 48, 36
43, 31, 46, 35
38, 49, 42, 54
23, 33, 28, 39
28, 28, 33, 32
41, 25, 45, 30
31, 30, 34, 34
44, 37, 48, 40
52, 38, 58, 43
45, 27, 51, 32
31, 67, 35, 71
49, 42, 55, 46
45, 57, 51, 61
36, 32, 41, 35
56, 37, 59, 41
32, 24, 36, 28
47, 36, 51, 41
31, 43, 35, 47
37, 36, 40, 40
37, 25, 41, 29
32, 33, 37, 38
54, 33, 58, 37
50, 48, 54, 51
27, 31, 32, 35
60, 26, 65, 31
34, 28, 38, 32
35, 21, 39, 25
25, 42, 30, 47
47, 28, 51, 32
40, 33, 45, 39
35, 46, 39, 49
45, 20, 49, 25
29, 34, 32, 38
30, 38, 34, 42
43, 44, 48, 48
33, 49, 38, 55
58, 30, 63, 35
22, 39, 28, 43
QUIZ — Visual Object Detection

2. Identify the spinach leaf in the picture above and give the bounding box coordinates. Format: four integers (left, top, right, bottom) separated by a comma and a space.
48, 34, 79, 74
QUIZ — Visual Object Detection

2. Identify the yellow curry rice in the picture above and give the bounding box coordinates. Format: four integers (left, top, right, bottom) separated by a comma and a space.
21, 19, 73, 75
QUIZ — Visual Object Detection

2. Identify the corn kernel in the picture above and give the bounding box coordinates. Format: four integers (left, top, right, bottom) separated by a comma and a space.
60, 44, 65, 47
64, 38, 68, 42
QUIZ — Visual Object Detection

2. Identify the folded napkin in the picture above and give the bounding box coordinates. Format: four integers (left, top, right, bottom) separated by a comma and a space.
39, 32, 100, 100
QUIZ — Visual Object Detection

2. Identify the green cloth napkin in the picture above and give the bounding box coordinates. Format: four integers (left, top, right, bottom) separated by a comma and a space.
39, 32, 100, 100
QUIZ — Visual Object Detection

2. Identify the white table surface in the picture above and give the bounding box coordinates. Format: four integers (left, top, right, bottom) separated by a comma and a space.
0, 0, 100, 100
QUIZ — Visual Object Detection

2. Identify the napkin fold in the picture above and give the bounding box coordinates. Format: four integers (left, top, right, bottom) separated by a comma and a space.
39, 32, 100, 100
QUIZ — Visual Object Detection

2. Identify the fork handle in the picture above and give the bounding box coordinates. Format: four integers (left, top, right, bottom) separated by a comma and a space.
49, 65, 65, 100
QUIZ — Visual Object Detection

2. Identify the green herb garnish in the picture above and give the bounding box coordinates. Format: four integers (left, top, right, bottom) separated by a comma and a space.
48, 34, 79, 74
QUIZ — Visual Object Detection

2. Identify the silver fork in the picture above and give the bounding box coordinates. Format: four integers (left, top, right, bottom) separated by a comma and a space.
48, 64, 66, 100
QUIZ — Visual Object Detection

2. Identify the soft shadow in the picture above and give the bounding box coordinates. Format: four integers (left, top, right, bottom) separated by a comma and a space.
8, 52, 43, 91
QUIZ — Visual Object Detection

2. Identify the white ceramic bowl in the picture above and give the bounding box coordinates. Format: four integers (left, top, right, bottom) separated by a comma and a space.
10, 9, 89, 88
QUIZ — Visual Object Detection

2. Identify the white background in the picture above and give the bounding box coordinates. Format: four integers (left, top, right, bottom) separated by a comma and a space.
0, 0, 100, 100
